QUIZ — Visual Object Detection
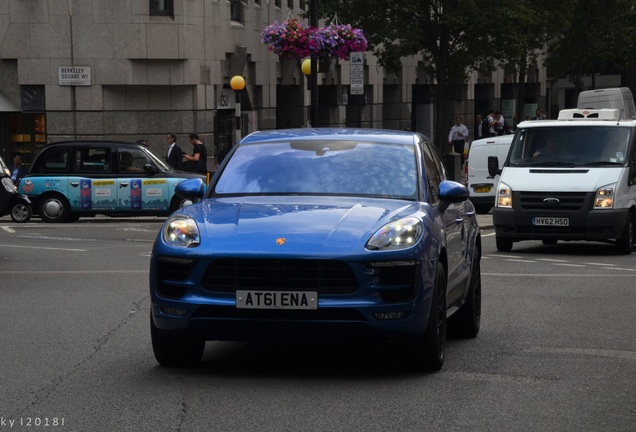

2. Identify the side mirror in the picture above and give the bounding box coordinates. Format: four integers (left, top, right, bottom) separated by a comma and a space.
143, 164, 158, 174
175, 178, 205, 201
487, 156, 501, 177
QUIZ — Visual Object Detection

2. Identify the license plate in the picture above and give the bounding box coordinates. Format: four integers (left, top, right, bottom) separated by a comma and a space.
473, 185, 492, 193
532, 217, 569, 226
236, 290, 318, 310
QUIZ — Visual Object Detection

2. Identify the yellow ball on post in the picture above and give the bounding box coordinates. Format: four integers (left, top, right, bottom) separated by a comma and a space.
230, 75, 246, 91
301, 58, 312, 76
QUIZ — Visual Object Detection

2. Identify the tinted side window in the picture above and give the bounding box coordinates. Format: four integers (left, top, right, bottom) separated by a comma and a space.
33, 147, 70, 174
118, 148, 149, 172
422, 143, 442, 204
75, 148, 112, 173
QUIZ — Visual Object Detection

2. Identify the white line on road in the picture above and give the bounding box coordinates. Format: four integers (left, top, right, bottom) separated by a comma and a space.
504, 259, 537, 263
554, 263, 585, 267
0, 244, 86, 252
1, 226, 16, 233
536, 258, 570, 263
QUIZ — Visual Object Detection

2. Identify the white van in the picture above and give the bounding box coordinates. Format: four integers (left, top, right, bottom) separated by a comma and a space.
488, 108, 636, 253
577, 87, 635, 119
467, 135, 513, 214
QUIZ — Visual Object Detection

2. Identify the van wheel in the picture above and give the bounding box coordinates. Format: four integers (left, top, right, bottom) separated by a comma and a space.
496, 236, 513, 252
38, 194, 70, 223
616, 212, 634, 255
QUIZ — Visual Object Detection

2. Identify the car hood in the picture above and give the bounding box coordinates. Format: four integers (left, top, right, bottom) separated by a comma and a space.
175, 196, 427, 255
500, 167, 623, 192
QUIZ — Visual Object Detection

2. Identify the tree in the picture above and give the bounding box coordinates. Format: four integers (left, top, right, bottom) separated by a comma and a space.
319, 0, 494, 153
545, 0, 636, 106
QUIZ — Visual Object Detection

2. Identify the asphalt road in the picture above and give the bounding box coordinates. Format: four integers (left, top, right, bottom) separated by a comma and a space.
0, 215, 634, 431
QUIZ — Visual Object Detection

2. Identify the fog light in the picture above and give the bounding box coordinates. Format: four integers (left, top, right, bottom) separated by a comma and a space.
374, 311, 409, 320
160, 307, 188, 316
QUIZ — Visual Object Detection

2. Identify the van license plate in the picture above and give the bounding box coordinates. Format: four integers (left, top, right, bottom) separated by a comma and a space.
532, 217, 569, 226
473, 185, 492, 193
236, 290, 318, 310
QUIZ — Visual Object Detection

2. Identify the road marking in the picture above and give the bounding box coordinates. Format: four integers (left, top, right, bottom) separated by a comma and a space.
0, 244, 86, 252
533, 346, 636, 361
1, 226, 16, 233
536, 258, 569, 263
483, 273, 634, 277
504, 259, 536, 263
554, 263, 585, 267
586, 262, 617, 266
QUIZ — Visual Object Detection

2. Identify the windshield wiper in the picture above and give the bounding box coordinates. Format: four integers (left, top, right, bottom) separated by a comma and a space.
525, 161, 576, 167
581, 161, 623, 166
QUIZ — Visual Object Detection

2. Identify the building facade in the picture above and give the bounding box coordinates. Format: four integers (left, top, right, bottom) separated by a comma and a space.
0, 0, 630, 169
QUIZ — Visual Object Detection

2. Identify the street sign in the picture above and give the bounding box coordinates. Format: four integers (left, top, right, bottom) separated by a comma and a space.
58, 66, 91, 86
350, 52, 364, 95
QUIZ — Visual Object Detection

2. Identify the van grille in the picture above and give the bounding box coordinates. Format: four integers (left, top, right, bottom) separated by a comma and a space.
517, 192, 590, 212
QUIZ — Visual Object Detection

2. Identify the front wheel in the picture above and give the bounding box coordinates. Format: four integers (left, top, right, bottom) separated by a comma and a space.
10, 200, 32, 223
150, 314, 205, 367
450, 247, 481, 338
38, 194, 70, 223
616, 212, 634, 255
412, 262, 447, 372
496, 236, 513, 252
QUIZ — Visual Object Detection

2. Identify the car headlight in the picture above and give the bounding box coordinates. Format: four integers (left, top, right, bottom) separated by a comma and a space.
496, 181, 512, 208
163, 215, 200, 247
594, 183, 615, 209
366, 217, 423, 250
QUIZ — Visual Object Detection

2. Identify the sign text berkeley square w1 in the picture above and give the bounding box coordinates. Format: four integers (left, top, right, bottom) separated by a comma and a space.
58, 66, 91, 86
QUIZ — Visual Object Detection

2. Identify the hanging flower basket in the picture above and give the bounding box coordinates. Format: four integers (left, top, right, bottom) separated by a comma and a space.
261, 19, 312, 59
261, 19, 367, 61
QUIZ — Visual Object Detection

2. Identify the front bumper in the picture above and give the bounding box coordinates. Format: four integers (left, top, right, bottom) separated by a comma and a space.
493, 207, 629, 241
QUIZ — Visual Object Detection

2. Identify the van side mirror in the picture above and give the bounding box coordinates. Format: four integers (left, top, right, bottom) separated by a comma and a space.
487, 156, 501, 177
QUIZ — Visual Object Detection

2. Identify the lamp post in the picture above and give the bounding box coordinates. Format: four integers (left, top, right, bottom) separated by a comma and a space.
301, 58, 316, 127
309, 0, 318, 127
230, 75, 246, 143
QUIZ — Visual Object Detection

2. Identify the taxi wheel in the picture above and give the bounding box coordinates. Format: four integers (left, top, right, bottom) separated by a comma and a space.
150, 313, 205, 367
450, 246, 481, 339
413, 261, 447, 372
616, 211, 634, 255
10, 201, 32, 223
38, 194, 70, 223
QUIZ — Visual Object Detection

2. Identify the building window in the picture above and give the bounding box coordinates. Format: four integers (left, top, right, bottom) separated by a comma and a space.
255, 0, 262, 5
288, 0, 293, 9
299, 0, 305, 10
150, 0, 173, 16
275, 0, 281, 8
230, 0, 244, 23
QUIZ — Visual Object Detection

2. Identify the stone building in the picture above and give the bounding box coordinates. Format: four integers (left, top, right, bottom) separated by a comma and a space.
0, 0, 628, 169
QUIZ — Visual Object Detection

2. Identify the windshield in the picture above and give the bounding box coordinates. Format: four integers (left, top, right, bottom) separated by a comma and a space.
212, 140, 418, 199
508, 126, 631, 167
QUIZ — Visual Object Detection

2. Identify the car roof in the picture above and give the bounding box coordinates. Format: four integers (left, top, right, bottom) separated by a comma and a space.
43, 140, 143, 149
240, 128, 425, 145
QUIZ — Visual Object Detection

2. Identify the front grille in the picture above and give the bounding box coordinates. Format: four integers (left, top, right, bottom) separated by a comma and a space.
201, 259, 358, 294
518, 191, 590, 212
156, 256, 196, 299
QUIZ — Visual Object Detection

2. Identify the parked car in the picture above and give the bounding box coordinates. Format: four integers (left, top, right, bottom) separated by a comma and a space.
149, 128, 482, 372
18, 141, 205, 223
467, 135, 513, 214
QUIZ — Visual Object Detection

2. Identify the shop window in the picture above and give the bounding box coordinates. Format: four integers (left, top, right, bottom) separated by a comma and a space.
8, 113, 46, 168
150, 0, 173, 16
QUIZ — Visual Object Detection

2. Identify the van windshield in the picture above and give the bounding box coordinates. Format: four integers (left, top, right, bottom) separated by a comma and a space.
508, 126, 631, 167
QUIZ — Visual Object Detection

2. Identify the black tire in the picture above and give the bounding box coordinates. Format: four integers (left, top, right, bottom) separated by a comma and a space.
450, 247, 481, 338
38, 194, 70, 223
542, 239, 558, 245
413, 262, 447, 372
496, 236, 513, 252
150, 314, 205, 367
10, 201, 32, 223
616, 212, 634, 255
474, 204, 492, 215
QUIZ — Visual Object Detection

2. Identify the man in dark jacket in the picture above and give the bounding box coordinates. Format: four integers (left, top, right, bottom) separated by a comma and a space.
10, 155, 28, 186
165, 132, 183, 170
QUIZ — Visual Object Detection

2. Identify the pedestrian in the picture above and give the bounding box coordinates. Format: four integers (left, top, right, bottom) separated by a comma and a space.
474, 114, 487, 141
183, 132, 208, 174
9, 155, 28, 186
448, 116, 469, 155
494, 111, 505, 136
486, 110, 497, 137
165, 132, 183, 170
